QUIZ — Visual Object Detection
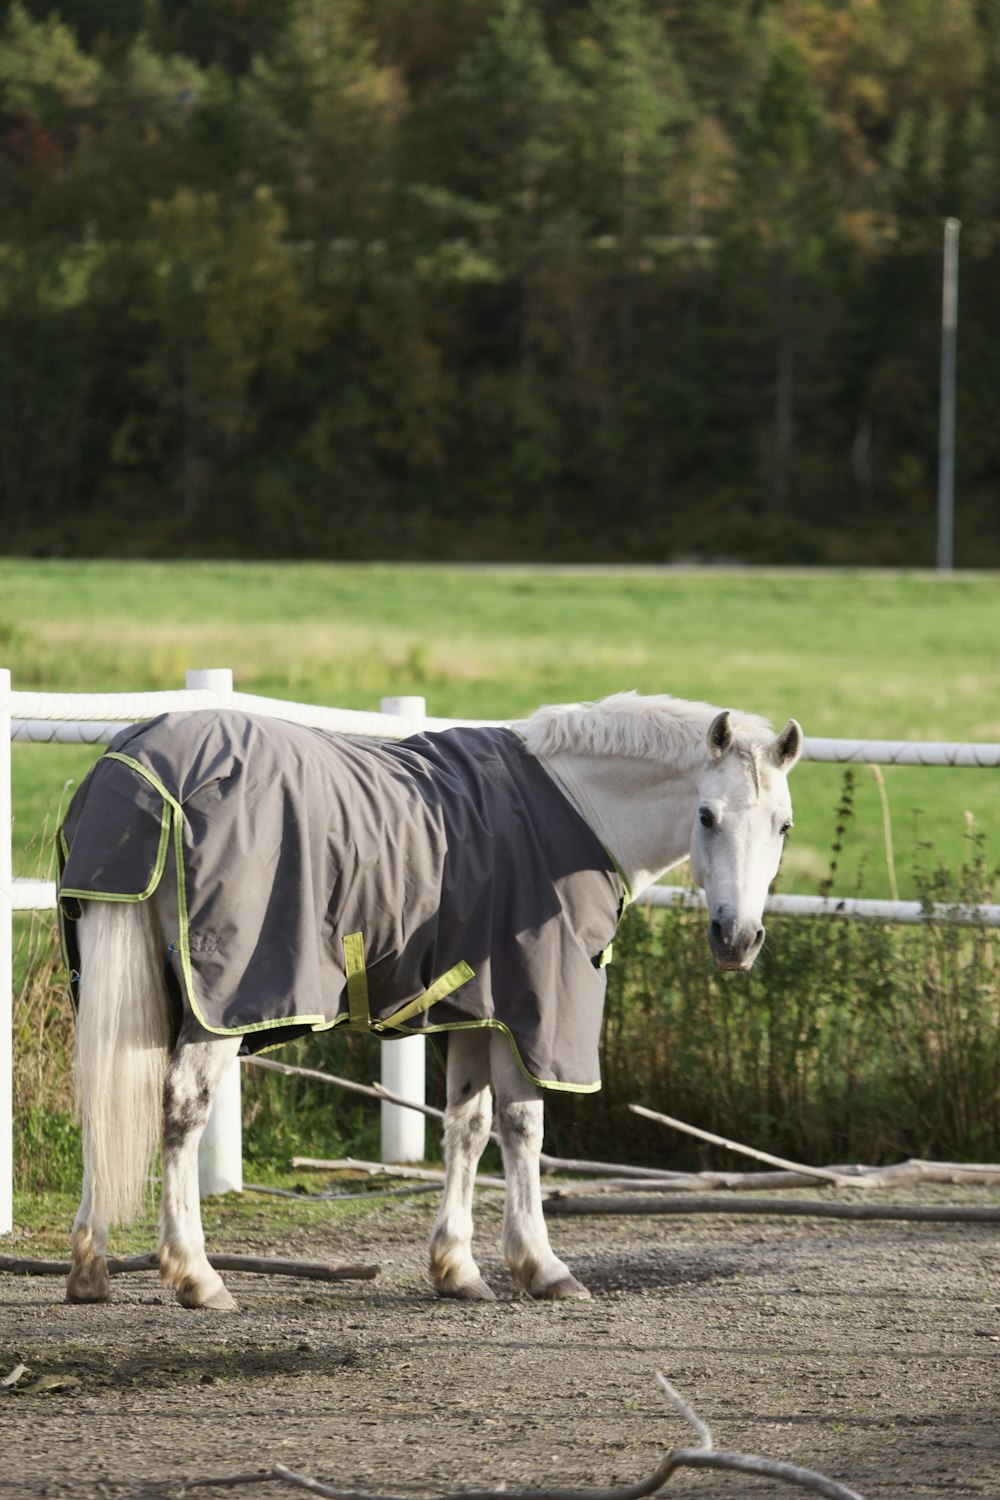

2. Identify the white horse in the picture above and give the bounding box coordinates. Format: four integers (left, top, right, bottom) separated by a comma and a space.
64, 692, 801, 1310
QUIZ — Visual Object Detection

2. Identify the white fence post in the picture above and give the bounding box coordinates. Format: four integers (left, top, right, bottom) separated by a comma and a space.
379, 696, 427, 1163
0, 669, 12, 1232
187, 670, 244, 1199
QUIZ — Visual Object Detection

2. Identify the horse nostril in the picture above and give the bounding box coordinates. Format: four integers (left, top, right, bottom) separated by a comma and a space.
710, 915, 764, 964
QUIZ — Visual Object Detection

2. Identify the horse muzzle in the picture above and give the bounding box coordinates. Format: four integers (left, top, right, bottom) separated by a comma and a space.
708, 911, 765, 971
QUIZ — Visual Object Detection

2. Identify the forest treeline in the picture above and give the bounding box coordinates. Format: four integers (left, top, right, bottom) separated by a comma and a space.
2, 0, 998, 564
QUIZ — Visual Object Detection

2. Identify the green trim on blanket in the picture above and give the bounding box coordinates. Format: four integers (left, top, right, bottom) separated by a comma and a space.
244, 1014, 601, 1093
60, 753, 333, 1041
57, 753, 174, 905
57, 753, 177, 985
378, 1016, 603, 1094
56, 826, 72, 974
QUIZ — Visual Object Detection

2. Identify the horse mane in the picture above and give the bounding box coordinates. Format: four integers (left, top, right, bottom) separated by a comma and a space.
520, 691, 773, 764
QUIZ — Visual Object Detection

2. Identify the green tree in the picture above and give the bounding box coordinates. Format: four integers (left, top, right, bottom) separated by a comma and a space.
241, 0, 402, 255
404, 0, 579, 525
719, 28, 847, 514
0, 1, 101, 237
151, 0, 298, 76
418, 0, 575, 321
115, 186, 322, 519
571, 0, 689, 353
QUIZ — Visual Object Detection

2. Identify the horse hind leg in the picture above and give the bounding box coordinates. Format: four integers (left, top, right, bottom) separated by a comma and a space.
429, 1029, 496, 1300
490, 1033, 590, 1301
68, 900, 172, 1305
67, 1161, 111, 1304
158, 1025, 242, 1310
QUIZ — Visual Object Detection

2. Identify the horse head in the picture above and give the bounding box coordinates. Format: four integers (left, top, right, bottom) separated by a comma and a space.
688, 711, 803, 971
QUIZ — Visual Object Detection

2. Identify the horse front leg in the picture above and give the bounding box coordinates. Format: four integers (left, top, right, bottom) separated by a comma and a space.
429, 1029, 496, 1300
491, 1033, 590, 1301
159, 1027, 243, 1310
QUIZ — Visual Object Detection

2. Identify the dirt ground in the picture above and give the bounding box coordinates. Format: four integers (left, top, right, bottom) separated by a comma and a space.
1, 1185, 999, 1500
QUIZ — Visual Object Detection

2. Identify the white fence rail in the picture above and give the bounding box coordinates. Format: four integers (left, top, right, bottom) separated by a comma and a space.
3, 667, 1000, 1234
792, 736, 1000, 768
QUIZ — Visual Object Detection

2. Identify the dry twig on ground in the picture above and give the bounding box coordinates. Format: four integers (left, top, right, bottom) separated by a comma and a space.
170, 1371, 865, 1499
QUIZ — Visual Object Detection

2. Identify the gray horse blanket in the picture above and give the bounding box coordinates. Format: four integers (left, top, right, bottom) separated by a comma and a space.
58, 711, 624, 1090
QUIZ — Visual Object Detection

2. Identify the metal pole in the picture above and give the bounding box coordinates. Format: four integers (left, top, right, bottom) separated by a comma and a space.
187, 669, 244, 1198
379, 696, 428, 1163
937, 217, 961, 572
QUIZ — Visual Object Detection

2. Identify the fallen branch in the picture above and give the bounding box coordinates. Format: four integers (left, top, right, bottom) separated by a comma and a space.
539, 1175, 827, 1196
166, 1370, 865, 1499
629, 1105, 1000, 1191
291, 1155, 447, 1181
538, 1154, 680, 1180
245, 1181, 441, 1202
628, 1105, 853, 1187
0, 1253, 378, 1282
248, 1055, 678, 1179
207, 1255, 378, 1282
544, 1169, 866, 1195
290, 1156, 505, 1189
542, 1159, 1000, 1195
544, 1193, 1000, 1222
249, 1056, 1000, 1194
293, 1158, 1000, 1198
852, 1158, 1000, 1187
248, 1054, 419, 1112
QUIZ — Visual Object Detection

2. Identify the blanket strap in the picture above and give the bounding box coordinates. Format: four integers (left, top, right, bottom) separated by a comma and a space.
343, 932, 370, 1029
382, 960, 475, 1029
342, 932, 473, 1033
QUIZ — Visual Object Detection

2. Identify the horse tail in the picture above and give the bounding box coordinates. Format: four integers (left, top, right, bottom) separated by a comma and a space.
74, 900, 173, 1226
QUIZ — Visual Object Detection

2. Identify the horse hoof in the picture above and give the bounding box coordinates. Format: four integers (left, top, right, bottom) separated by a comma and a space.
437, 1275, 497, 1302
64, 1266, 110, 1302
203, 1285, 239, 1311
65, 1274, 111, 1305
176, 1281, 238, 1311
532, 1274, 591, 1301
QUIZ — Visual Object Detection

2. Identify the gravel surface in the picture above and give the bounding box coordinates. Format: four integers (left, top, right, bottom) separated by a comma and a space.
2, 1187, 999, 1499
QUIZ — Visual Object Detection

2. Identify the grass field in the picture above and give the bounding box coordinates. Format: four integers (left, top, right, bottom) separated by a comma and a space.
3, 559, 999, 899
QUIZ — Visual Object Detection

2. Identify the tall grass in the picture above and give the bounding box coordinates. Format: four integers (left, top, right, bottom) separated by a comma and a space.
13, 912, 81, 1192
547, 777, 1000, 1168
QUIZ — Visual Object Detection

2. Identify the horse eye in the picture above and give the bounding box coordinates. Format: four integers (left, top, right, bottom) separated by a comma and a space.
699, 808, 715, 830
780, 821, 792, 838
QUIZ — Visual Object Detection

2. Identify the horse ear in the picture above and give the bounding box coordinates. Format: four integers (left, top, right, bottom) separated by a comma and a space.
770, 719, 803, 772
707, 710, 734, 760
